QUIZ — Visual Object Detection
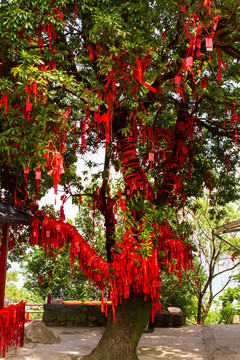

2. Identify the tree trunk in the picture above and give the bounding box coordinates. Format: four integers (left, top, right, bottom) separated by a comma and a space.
81, 293, 152, 360
197, 295, 203, 324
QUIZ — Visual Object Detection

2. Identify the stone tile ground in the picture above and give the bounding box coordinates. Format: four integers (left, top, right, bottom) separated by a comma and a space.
5, 324, 240, 360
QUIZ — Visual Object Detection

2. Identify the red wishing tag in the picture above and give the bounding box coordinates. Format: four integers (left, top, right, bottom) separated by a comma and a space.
206, 38, 213, 51
186, 57, 193, 66
26, 102, 32, 111
35, 169, 41, 180
195, 38, 201, 48
175, 76, 181, 85
148, 153, 154, 161
24, 165, 29, 174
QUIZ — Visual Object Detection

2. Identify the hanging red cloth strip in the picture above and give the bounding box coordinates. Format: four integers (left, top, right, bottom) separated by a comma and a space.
135, 58, 157, 93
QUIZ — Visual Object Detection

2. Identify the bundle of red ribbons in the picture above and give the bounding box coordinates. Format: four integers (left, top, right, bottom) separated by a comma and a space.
0, 302, 25, 358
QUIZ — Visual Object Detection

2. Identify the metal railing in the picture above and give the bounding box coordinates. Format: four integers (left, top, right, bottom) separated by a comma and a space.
186, 319, 199, 325
25, 303, 44, 314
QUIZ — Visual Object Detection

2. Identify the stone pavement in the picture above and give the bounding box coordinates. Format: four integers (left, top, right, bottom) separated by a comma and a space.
5, 324, 240, 360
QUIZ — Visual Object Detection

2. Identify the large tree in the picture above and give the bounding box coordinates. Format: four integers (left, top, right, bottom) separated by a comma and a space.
1, 0, 240, 359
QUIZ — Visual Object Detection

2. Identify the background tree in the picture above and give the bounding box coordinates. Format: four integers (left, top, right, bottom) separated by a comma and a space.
5, 270, 43, 318
22, 247, 99, 300
185, 198, 240, 324
158, 271, 197, 319
217, 285, 240, 324
1, 1, 240, 359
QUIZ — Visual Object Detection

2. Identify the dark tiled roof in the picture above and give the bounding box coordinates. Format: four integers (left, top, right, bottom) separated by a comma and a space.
0, 201, 31, 225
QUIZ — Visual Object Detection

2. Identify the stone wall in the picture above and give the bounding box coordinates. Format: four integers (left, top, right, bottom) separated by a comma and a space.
43, 304, 110, 327
43, 304, 186, 327
150, 311, 186, 328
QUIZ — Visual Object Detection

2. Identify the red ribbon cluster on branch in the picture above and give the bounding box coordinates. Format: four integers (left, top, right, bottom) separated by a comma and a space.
30, 215, 73, 254
119, 137, 155, 202
158, 220, 193, 278
0, 302, 25, 358
174, 3, 223, 100
29, 212, 192, 322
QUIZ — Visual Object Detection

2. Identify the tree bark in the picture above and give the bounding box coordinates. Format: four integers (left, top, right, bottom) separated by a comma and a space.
197, 294, 203, 324
81, 293, 152, 360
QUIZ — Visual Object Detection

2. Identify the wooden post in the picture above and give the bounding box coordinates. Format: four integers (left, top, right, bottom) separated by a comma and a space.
0, 223, 9, 309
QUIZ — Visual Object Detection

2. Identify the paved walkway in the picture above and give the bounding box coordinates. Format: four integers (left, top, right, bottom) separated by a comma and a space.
5, 324, 240, 360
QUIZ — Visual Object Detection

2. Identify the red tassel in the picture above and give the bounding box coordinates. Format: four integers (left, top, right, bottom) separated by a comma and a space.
74, 1, 77, 18
112, 303, 116, 323
101, 291, 104, 313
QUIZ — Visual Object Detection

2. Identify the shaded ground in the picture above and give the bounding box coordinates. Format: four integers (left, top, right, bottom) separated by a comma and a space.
5, 324, 240, 360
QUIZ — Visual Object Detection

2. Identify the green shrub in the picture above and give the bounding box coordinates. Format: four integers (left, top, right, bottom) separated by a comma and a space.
219, 302, 237, 324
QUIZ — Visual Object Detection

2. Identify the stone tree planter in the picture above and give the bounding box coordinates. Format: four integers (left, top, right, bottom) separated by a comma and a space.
43, 303, 186, 328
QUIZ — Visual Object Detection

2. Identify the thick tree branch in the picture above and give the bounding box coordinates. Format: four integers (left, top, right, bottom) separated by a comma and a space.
97, 146, 117, 263
155, 99, 191, 206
